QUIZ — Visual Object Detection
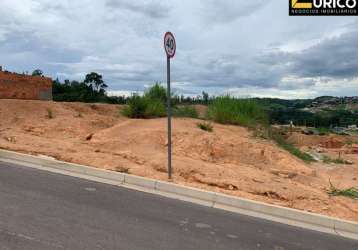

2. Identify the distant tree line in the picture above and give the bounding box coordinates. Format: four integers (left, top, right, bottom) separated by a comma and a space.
53, 74, 213, 105
52, 72, 122, 103
50, 70, 357, 127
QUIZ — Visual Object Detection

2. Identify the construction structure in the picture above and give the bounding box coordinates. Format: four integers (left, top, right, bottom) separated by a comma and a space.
0, 67, 52, 101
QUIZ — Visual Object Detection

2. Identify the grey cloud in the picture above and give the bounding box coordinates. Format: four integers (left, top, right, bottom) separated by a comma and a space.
106, 0, 170, 19
0, 30, 83, 75
243, 28, 358, 90
0, 1, 357, 98
174, 53, 286, 90
200, 0, 268, 24
175, 27, 358, 92
291, 30, 358, 79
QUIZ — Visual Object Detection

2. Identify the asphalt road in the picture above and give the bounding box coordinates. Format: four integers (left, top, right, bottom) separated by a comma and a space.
0, 161, 357, 250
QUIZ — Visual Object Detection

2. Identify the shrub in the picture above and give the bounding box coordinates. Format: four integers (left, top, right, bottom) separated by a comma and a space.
122, 84, 168, 119
144, 83, 167, 104
207, 96, 268, 128
144, 99, 166, 118
173, 106, 199, 118
122, 95, 149, 118
46, 108, 54, 119
197, 122, 213, 132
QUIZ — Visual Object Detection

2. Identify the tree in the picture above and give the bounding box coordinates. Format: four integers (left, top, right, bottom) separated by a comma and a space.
84, 72, 108, 92
144, 83, 167, 103
202, 91, 209, 105
32, 69, 43, 77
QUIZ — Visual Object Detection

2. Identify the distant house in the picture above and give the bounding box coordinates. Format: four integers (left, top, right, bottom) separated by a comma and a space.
348, 125, 357, 130
0, 67, 52, 101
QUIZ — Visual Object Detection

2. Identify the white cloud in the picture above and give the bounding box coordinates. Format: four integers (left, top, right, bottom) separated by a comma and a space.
0, 1, 357, 98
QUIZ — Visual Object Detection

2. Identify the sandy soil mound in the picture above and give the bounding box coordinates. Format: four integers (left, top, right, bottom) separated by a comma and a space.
0, 99, 357, 221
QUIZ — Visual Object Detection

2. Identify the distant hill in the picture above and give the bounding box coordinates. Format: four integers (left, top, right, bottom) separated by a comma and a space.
255, 96, 358, 127
309, 96, 358, 109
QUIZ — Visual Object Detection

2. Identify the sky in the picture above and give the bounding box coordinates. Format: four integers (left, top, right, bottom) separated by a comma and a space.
0, 0, 357, 99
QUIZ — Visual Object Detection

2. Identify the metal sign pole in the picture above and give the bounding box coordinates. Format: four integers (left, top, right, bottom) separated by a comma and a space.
167, 56, 172, 179
164, 31, 175, 180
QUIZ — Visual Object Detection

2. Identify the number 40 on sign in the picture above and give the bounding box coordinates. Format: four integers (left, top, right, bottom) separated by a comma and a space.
164, 32, 176, 58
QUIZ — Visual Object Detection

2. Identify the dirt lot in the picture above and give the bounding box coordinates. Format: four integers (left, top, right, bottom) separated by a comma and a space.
0, 100, 357, 221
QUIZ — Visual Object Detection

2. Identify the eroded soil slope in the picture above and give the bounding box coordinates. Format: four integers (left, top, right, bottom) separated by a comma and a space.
0, 100, 357, 221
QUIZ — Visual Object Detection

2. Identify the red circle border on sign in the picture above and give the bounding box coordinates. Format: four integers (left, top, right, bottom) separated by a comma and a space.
164, 31, 176, 58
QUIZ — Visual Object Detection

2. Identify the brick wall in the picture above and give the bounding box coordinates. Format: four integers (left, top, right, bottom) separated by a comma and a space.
0, 71, 52, 101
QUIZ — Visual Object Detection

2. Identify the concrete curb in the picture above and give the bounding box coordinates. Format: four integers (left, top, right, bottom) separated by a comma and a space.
0, 149, 357, 240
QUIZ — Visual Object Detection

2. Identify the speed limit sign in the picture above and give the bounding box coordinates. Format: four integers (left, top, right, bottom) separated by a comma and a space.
163, 31, 176, 180
164, 32, 176, 58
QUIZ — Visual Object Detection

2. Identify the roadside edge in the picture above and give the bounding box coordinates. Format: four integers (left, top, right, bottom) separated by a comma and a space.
0, 149, 357, 240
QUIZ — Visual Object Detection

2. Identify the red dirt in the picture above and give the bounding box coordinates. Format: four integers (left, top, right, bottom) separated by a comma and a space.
0, 100, 357, 221
287, 133, 347, 149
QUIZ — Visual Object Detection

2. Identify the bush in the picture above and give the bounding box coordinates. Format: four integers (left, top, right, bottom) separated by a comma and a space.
122, 84, 168, 119
145, 99, 166, 118
197, 122, 213, 132
207, 96, 268, 128
173, 106, 198, 118
144, 83, 167, 104
122, 95, 149, 118
46, 108, 54, 119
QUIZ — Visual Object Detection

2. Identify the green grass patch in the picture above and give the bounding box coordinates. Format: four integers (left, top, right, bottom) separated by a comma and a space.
328, 182, 358, 199
207, 96, 268, 128
270, 130, 316, 163
173, 106, 198, 118
197, 122, 213, 132
345, 139, 354, 146
348, 130, 358, 136
316, 127, 331, 136
322, 155, 352, 165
